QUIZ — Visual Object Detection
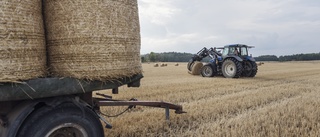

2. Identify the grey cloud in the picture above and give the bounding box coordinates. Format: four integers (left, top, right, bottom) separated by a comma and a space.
138, 0, 320, 56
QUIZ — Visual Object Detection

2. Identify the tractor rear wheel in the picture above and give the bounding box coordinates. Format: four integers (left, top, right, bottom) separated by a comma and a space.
222, 58, 243, 78
249, 62, 257, 77
242, 61, 258, 77
201, 64, 215, 77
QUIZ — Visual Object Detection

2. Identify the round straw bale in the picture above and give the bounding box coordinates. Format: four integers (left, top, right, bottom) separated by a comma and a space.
0, 0, 46, 82
44, 0, 142, 80
190, 61, 203, 75
175, 63, 179, 66
160, 63, 165, 67
154, 63, 159, 67
164, 63, 167, 66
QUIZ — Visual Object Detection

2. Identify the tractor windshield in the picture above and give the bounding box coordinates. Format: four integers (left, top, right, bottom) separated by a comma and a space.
240, 47, 248, 56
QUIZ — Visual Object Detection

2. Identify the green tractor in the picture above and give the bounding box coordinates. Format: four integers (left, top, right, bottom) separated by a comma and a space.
187, 44, 257, 78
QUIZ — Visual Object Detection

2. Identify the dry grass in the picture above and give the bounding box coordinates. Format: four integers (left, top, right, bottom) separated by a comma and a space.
99, 61, 320, 136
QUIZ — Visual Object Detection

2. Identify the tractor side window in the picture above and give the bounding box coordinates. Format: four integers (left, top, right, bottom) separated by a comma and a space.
229, 47, 238, 55
241, 47, 248, 56
229, 47, 234, 54
222, 48, 228, 56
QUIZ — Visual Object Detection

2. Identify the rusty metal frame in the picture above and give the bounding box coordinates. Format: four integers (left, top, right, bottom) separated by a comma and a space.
93, 94, 186, 120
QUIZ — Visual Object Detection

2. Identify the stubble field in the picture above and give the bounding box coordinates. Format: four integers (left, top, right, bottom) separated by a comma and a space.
100, 61, 320, 137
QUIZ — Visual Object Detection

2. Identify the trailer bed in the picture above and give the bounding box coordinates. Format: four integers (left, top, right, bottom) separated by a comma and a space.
0, 74, 143, 102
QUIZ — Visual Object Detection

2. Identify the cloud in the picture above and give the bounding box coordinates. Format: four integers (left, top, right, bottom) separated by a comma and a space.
138, 0, 320, 56
138, 0, 181, 25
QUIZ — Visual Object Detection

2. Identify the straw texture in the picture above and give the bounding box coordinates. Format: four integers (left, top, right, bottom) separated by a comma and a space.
191, 61, 203, 75
44, 0, 142, 80
0, 0, 46, 82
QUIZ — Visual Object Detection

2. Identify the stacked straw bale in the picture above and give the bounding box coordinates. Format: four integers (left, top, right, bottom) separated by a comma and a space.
44, 0, 142, 80
0, 0, 46, 82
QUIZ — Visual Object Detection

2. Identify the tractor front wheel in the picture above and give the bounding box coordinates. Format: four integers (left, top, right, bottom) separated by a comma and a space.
201, 64, 215, 77
222, 58, 243, 78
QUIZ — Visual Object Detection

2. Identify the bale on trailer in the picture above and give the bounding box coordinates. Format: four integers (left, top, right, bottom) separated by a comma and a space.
44, 0, 142, 81
0, 0, 46, 82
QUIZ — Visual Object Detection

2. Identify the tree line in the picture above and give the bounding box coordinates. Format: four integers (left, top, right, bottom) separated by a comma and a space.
141, 52, 193, 62
255, 53, 320, 61
141, 52, 320, 62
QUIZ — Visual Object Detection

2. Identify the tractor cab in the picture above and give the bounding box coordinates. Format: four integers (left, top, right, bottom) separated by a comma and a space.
220, 44, 252, 56
218, 44, 255, 62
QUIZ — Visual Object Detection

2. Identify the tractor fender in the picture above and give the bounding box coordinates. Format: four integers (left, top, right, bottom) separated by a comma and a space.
223, 55, 243, 62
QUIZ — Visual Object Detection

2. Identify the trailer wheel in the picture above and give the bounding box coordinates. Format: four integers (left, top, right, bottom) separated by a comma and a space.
17, 103, 104, 137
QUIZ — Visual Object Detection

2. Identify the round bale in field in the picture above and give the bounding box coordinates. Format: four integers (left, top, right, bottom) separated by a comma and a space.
0, 0, 46, 82
257, 62, 265, 66
175, 63, 179, 66
44, 0, 142, 80
154, 63, 159, 67
190, 61, 203, 75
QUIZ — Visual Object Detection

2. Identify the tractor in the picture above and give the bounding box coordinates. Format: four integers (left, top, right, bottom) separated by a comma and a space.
187, 44, 257, 78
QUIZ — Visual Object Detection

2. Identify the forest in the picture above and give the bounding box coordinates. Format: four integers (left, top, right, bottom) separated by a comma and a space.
141, 52, 320, 62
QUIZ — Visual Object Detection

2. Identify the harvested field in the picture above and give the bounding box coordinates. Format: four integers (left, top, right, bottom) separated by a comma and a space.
99, 61, 320, 136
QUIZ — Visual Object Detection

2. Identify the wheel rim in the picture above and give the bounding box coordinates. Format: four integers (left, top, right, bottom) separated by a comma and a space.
45, 123, 88, 137
203, 66, 212, 76
224, 63, 235, 76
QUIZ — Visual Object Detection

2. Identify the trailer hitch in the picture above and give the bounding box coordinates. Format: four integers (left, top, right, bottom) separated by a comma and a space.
94, 93, 186, 120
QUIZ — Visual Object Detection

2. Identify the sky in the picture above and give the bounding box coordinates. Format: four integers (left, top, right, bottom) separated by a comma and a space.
137, 0, 320, 57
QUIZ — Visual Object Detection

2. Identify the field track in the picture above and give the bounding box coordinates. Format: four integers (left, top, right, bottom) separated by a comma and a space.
100, 61, 320, 136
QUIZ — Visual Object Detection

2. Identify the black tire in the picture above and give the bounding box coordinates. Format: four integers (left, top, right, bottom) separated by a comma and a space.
222, 58, 243, 78
17, 103, 104, 137
201, 64, 216, 77
248, 62, 258, 77
242, 61, 252, 77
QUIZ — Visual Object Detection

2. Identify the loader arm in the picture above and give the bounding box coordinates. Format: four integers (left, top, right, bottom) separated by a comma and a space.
187, 47, 218, 71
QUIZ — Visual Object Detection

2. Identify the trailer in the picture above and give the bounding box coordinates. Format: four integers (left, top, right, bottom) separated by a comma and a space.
0, 75, 185, 137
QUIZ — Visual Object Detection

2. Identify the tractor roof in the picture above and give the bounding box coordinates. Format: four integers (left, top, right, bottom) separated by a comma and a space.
216, 44, 255, 49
